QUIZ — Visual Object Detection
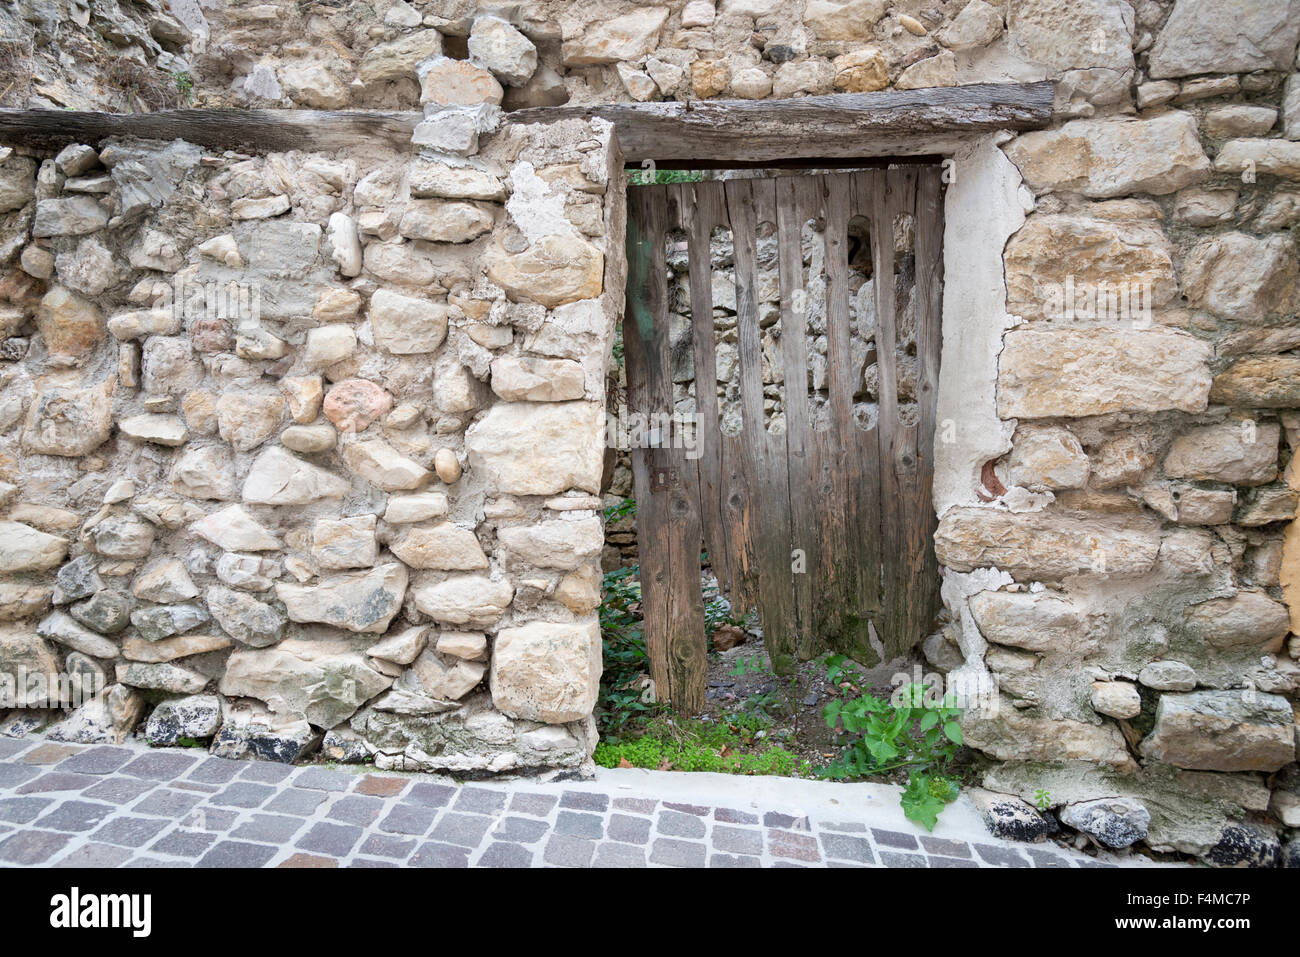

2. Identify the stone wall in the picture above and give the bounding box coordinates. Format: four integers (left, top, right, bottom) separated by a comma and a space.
2, 0, 1300, 861
0, 92, 625, 772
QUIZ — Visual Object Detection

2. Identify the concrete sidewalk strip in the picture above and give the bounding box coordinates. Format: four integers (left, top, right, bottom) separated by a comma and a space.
0, 736, 1172, 869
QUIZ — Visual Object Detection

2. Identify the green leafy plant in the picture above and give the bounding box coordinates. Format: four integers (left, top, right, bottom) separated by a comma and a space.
1034, 788, 1052, 812
594, 714, 808, 776
820, 654, 965, 830
597, 561, 659, 740
173, 70, 194, 101
728, 654, 767, 677
627, 167, 707, 187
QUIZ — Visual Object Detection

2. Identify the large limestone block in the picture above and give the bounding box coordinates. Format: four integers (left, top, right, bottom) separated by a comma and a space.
496, 518, 603, 570
0, 627, 63, 707
962, 702, 1136, 768
1211, 357, 1300, 408
22, 378, 114, 457
1007, 425, 1089, 490
274, 563, 408, 634
1214, 138, 1300, 180
46, 684, 144, 744
968, 589, 1095, 653
398, 200, 493, 244
467, 16, 538, 83
36, 285, 103, 360
1147, 0, 1300, 78
465, 401, 603, 496
1004, 207, 1177, 321
0, 521, 67, 573
342, 439, 431, 491
242, 447, 350, 504
389, 523, 488, 570
1181, 233, 1297, 322
216, 391, 285, 451
1163, 422, 1279, 486
358, 29, 443, 83
802, 0, 888, 40
1184, 592, 1290, 652
311, 515, 378, 569
1003, 112, 1210, 198
489, 355, 585, 401
220, 637, 393, 728
1005, 0, 1134, 75
1140, 690, 1295, 772
935, 507, 1161, 579
486, 235, 604, 309
190, 504, 280, 551
412, 575, 513, 628
997, 328, 1211, 418
409, 160, 506, 201
561, 8, 669, 65
491, 619, 601, 723
369, 289, 450, 354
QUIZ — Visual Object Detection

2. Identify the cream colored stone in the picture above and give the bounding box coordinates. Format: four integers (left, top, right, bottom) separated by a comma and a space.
303, 324, 357, 368
221, 636, 393, 726
436, 631, 488, 661
1182, 232, 1297, 323
0, 521, 67, 573
561, 8, 669, 65
383, 491, 449, 524
191, 505, 280, 552
118, 413, 188, 447
935, 507, 1161, 579
398, 200, 493, 243
895, 51, 956, 90
998, 328, 1211, 418
465, 402, 603, 496
1163, 422, 1279, 486
390, 523, 488, 570
243, 447, 350, 504
22, 378, 114, 457
1004, 112, 1210, 198
369, 289, 450, 354
489, 355, 585, 402
342, 439, 431, 491
487, 236, 604, 309
312, 515, 378, 569
413, 575, 513, 628
497, 518, 603, 570
491, 619, 600, 723
217, 392, 284, 451
281, 424, 336, 453
803, 0, 887, 40
555, 565, 601, 614
1007, 426, 1089, 490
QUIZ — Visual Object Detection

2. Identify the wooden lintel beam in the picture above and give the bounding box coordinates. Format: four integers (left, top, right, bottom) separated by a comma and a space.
0, 108, 420, 153
0, 81, 1052, 163
509, 81, 1055, 164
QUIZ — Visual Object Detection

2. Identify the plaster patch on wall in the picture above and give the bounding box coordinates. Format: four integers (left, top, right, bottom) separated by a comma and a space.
507, 160, 577, 244
932, 134, 1027, 517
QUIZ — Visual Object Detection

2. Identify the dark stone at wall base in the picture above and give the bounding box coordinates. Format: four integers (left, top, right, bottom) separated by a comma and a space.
1281, 837, 1300, 869
1203, 823, 1279, 868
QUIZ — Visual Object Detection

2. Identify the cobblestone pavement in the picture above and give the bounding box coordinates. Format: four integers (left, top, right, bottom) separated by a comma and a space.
0, 735, 1174, 868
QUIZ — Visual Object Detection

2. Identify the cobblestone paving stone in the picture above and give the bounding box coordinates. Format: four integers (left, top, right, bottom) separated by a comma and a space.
0, 736, 1175, 868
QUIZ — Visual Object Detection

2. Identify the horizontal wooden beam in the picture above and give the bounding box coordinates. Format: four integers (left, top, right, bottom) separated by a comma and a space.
0, 108, 420, 153
0, 81, 1052, 164
508, 82, 1055, 164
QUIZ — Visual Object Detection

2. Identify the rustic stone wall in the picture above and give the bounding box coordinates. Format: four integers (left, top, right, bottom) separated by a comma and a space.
0, 92, 625, 772
3, 0, 1300, 861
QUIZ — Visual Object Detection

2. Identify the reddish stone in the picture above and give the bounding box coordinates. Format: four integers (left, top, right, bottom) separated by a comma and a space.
323, 378, 393, 433
190, 317, 234, 353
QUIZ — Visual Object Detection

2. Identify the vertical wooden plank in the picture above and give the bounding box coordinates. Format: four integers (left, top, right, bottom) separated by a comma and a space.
744, 178, 798, 673
775, 175, 818, 661
905, 165, 945, 648
717, 178, 760, 620
822, 172, 882, 662
625, 185, 705, 712
623, 187, 669, 700
684, 181, 733, 610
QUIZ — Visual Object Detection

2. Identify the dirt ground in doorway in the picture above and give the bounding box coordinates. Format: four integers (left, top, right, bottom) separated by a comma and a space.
694, 630, 930, 778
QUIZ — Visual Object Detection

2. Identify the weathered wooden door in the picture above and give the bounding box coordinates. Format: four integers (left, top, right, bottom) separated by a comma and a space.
623, 167, 945, 712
